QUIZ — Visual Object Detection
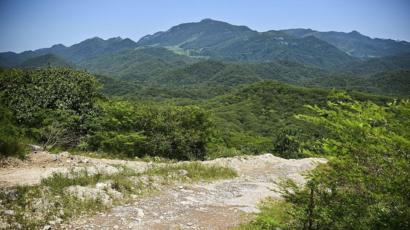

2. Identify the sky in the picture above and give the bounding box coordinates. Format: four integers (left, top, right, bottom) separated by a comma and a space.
0, 0, 409, 52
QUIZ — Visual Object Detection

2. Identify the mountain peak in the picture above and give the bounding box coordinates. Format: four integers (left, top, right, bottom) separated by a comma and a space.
107, 36, 123, 41
51, 44, 66, 48
86, 36, 104, 42
200, 18, 219, 23
349, 30, 362, 36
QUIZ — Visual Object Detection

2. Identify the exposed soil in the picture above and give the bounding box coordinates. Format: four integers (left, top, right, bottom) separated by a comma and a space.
0, 152, 326, 229
0, 151, 149, 187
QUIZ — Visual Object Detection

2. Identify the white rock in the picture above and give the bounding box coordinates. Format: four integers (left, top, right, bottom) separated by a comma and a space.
80, 158, 89, 164
96, 182, 110, 190
178, 169, 188, 176
135, 208, 144, 218
3, 210, 15, 216
107, 189, 123, 200
28, 144, 43, 151
55, 218, 63, 224
58, 151, 70, 158
65, 185, 112, 206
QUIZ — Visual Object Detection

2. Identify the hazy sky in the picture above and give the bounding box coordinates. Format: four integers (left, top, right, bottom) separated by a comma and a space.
1, 0, 409, 52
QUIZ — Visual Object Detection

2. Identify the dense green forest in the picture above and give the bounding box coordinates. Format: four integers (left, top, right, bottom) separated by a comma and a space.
1, 67, 397, 160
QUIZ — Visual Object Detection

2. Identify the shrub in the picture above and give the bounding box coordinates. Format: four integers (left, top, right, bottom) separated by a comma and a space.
0, 105, 26, 158
0, 68, 100, 146
84, 101, 215, 160
280, 93, 410, 229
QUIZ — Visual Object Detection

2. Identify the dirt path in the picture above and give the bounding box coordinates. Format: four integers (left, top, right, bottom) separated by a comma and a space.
0, 152, 149, 187
60, 154, 326, 230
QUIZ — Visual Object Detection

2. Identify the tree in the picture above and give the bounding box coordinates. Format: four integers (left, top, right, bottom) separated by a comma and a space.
280, 92, 410, 229
84, 101, 215, 160
0, 68, 100, 146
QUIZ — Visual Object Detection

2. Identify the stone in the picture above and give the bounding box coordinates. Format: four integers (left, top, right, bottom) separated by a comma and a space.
59, 209, 65, 217
28, 144, 43, 151
178, 169, 188, 176
135, 208, 144, 218
107, 189, 123, 200
3, 210, 15, 216
65, 185, 112, 206
55, 218, 63, 224
95, 182, 110, 190
58, 151, 70, 157
80, 158, 89, 164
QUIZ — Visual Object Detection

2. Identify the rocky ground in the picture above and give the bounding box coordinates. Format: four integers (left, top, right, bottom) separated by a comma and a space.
0, 152, 326, 229
0, 151, 149, 187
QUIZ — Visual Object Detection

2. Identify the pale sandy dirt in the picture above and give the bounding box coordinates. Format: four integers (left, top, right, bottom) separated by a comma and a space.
0, 151, 149, 187
0, 152, 326, 229
59, 154, 326, 230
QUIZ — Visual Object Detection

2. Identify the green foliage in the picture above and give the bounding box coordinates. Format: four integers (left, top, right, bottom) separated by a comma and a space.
0, 105, 27, 158
0, 68, 100, 147
137, 19, 356, 70
272, 127, 305, 159
282, 29, 410, 58
80, 47, 195, 82
278, 93, 410, 229
0, 68, 100, 125
305, 69, 410, 96
238, 199, 291, 230
20, 54, 72, 69
204, 81, 332, 155
83, 101, 214, 160
144, 162, 237, 182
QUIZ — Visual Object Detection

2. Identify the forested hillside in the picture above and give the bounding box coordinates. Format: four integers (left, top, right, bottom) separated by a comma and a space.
282, 28, 410, 58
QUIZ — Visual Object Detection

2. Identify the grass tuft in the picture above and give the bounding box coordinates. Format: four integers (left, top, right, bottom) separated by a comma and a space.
145, 162, 237, 182
237, 199, 291, 230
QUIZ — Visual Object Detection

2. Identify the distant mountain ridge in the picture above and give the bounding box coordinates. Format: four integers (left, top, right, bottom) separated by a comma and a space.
0, 18, 409, 96
1, 19, 409, 69
0, 37, 137, 67
281, 28, 410, 58
137, 19, 356, 69
20, 54, 73, 69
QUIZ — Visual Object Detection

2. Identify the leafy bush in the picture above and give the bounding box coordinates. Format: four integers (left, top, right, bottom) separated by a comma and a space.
0, 136, 26, 159
279, 93, 410, 229
238, 199, 290, 230
0, 105, 26, 158
0, 68, 100, 125
272, 127, 303, 159
0, 68, 100, 148
84, 101, 214, 160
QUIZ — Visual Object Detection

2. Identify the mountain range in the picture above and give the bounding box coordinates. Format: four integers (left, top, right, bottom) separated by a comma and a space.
0, 18, 409, 96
